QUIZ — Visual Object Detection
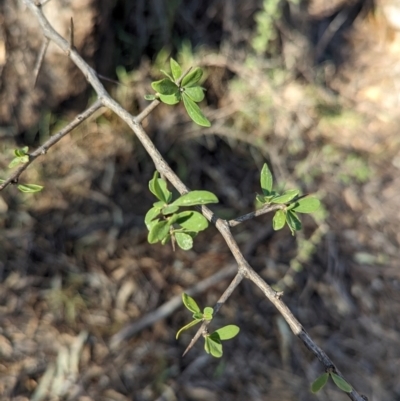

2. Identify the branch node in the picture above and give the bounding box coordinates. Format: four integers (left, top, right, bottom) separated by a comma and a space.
274, 291, 284, 300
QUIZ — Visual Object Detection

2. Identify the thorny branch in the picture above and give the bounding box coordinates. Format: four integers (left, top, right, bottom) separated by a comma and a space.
19, 1, 366, 400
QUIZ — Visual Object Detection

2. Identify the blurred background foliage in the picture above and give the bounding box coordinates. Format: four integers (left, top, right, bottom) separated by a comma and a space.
1, 0, 400, 400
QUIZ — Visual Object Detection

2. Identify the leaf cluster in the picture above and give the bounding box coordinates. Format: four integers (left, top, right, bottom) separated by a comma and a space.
145, 171, 218, 250
257, 163, 320, 235
0, 147, 43, 193
145, 58, 210, 127
8, 146, 30, 168
311, 371, 352, 394
176, 293, 240, 358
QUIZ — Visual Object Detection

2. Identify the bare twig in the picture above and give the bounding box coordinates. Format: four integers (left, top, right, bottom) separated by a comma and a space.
314, 8, 349, 62
21, 2, 367, 399
33, 38, 49, 87
69, 17, 74, 49
135, 99, 160, 122
228, 203, 284, 227
96, 73, 128, 87
0, 99, 103, 191
182, 271, 244, 356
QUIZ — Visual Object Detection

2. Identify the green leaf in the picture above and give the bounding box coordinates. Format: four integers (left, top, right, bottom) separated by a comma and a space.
311, 373, 329, 393
192, 312, 203, 320
151, 78, 179, 95
17, 184, 43, 193
260, 163, 273, 195
265, 194, 277, 202
182, 293, 201, 314
171, 190, 218, 207
214, 325, 240, 340
286, 202, 297, 211
203, 313, 213, 321
273, 210, 286, 230
144, 94, 157, 101
176, 319, 202, 339
148, 220, 171, 244
182, 67, 203, 87
271, 189, 299, 204
175, 211, 209, 232
8, 158, 21, 169
170, 58, 182, 81
153, 200, 165, 208
147, 218, 159, 233
204, 335, 223, 358
148, 171, 172, 203
330, 373, 352, 393
14, 146, 29, 157
256, 194, 268, 204
161, 233, 171, 245
286, 210, 302, 234
115, 65, 128, 83
160, 69, 174, 81
162, 204, 179, 215
182, 93, 211, 127
149, 171, 160, 198
168, 213, 180, 226
183, 86, 205, 102
292, 197, 321, 213
159, 92, 181, 105
203, 306, 213, 315
156, 177, 171, 203
145, 206, 162, 229
156, 178, 172, 203
203, 306, 214, 320
175, 232, 193, 250
8, 156, 29, 168
0, 179, 5, 184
